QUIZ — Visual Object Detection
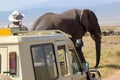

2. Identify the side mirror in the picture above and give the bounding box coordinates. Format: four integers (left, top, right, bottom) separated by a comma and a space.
82, 62, 89, 72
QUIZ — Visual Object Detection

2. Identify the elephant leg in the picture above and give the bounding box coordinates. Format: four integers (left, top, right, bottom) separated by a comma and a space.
75, 39, 86, 63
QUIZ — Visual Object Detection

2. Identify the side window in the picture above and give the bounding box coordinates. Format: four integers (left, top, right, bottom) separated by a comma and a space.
57, 45, 68, 76
31, 44, 58, 80
69, 49, 81, 74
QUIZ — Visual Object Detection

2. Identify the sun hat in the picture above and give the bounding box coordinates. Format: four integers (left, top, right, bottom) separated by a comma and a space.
8, 10, 25, 22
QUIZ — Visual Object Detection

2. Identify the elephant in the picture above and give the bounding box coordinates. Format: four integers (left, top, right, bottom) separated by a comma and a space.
30, 9, 101, 68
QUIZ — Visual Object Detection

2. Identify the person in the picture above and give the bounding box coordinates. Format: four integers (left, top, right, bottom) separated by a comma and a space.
5, 10, 28, 31
92, 73, 97, 80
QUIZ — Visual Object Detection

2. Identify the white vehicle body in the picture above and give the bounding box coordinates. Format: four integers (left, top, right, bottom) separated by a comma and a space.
0, 29, 88, 80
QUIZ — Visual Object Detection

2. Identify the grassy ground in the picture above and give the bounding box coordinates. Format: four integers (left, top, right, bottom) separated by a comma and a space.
82, 26, 120, 78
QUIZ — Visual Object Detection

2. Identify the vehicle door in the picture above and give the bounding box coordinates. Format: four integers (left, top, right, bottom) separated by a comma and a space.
68, 49, 87, 80
55, 41, 73, 80
0, 48, 8, 75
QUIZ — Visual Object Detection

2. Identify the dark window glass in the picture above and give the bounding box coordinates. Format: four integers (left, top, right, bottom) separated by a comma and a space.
69, 49, 80, 74
31, 44, 58, 80
57, 45, 68, 76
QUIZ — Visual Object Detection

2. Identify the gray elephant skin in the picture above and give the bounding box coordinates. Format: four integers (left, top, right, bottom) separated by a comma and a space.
31, 9, 101, 68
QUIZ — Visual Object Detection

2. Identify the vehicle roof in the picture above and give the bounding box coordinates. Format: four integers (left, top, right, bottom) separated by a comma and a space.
0, 30, 71, 44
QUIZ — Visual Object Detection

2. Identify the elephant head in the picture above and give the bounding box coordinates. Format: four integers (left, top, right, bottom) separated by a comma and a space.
80, 9, 101, 67
31, 9, 101, 68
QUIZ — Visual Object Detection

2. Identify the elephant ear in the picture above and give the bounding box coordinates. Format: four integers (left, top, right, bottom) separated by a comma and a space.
80, 9, 90, 30
80, 9, 98, 31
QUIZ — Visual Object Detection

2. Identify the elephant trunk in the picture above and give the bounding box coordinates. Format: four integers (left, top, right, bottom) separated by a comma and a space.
90, 22, 101, 68
90, 28, 101, 68
95, 37, 101, 68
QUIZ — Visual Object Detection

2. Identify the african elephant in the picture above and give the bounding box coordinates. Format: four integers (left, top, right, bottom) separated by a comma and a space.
31, 9, 101, 68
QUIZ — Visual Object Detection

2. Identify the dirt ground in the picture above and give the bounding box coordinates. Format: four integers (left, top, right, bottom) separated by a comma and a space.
103, 70, 120, 80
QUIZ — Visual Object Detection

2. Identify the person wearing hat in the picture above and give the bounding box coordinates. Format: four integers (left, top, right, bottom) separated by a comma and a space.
5, 10, 28, 31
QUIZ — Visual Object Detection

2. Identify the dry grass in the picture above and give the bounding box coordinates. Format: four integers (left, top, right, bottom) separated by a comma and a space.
82, 26, 120, 78
116, 50, 120, 57
101, 26, 120, 32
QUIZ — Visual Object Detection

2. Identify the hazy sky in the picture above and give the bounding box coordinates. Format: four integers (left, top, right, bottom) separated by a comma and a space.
0, 0, 120, 11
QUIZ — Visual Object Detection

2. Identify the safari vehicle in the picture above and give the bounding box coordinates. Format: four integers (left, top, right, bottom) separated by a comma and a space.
0, 28, 101, 80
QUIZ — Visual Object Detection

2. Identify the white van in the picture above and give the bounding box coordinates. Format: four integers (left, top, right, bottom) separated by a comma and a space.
0, 28, 101, 80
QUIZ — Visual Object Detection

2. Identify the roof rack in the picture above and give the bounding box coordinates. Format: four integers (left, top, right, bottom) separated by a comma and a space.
14, 30, 72, 38
0, 28, 72, 38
